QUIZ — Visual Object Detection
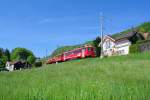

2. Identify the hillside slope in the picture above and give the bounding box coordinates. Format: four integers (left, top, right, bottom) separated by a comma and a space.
0, 52, 150, 100
112, 22, 150, 38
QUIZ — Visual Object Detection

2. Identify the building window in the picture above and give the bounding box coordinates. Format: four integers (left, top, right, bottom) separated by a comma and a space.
105, 40, 111, 49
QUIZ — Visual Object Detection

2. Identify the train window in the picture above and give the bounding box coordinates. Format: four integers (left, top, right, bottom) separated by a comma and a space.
65, 49, 82, 56
65, 52, 71, 56
75, 50, 81, 54
74, 49, 81, 54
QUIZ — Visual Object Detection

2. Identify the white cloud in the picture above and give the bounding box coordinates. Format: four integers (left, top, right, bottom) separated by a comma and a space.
37, 16, 94, 24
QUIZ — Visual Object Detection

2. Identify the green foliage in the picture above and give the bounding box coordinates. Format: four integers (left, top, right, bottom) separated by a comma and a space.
0, 52, 150, 99
93, 36, 101, 57
0, 48, 3, 57
130, 39, 150, 54
112, 22, 150, 39
11, 47, 36, 64
129, 44, 140, 53
137, 22, 150, 33
34, 61, 42, 67
27, 56, 36, 64
84, 40, 94, 46
4, 49, 11, 61
0, 48, 11, 68
0, 57, 7, 68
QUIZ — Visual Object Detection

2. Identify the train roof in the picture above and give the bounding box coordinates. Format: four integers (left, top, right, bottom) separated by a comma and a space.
49, 45, 94, 58
63, 45, 94, 53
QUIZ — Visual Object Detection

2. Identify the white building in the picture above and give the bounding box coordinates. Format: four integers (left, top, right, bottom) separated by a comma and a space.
102, 35, 131, 56
5, 62, 14, 71
101, 31, 145, 57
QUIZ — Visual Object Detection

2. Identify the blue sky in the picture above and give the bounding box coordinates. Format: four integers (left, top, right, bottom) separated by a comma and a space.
0, 0, 149, 57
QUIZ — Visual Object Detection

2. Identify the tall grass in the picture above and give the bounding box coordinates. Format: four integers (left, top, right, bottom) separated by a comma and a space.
0, 52, 150, 100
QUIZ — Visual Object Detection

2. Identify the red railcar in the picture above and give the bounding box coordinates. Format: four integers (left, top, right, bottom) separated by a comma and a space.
47, 54, 63, 64
46, 45, 96, 64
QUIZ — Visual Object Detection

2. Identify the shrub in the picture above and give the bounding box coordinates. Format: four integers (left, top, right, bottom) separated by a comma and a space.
34, 61, 42, 67
129, 44, 140, 53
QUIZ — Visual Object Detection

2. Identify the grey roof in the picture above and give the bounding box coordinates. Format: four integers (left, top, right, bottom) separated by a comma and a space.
111, 32, 136, 41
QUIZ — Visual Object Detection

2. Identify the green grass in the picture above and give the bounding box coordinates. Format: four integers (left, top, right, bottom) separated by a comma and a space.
0, 52, 150, 100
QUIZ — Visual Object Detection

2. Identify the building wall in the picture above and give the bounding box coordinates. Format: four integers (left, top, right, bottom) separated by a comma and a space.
116, 45, 130, 55
103, 37, 115, 56
102, 36, 131, 56
115, 40, 131, 55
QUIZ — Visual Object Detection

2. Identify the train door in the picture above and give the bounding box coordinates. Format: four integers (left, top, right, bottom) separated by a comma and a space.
63, 53, 66, 61
82, 48, 86, 58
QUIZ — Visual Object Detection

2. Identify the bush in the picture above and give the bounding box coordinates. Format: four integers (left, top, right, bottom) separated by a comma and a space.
34, 61, 42, 67
129, 44, 140, 53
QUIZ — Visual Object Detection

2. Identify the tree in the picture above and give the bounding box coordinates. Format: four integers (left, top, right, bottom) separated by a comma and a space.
27, 56, 36, 64
4, 49, 11, 61
0, 48, 7, 68
0, 48, 3, 57
11, 47, 36, 64
93, 37, 101, 57
129, 32, 145, 44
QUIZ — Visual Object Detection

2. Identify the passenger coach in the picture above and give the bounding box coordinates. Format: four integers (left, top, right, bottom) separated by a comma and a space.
47, 45, 96, 64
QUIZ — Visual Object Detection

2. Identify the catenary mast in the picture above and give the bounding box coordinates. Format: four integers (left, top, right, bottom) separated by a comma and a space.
100, 13, 104, 59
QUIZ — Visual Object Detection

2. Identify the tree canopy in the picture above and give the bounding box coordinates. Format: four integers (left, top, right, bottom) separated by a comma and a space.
0, 48, 11, 68
11, 47, 36, 64
93, 37, 101, 57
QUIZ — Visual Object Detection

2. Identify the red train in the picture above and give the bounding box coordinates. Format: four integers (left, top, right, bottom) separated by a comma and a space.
47, 45, 96, 64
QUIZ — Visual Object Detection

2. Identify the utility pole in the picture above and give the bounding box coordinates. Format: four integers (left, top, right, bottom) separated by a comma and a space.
100, 13, 104, 59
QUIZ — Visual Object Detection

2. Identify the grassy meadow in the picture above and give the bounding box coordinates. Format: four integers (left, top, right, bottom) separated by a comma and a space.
0, 52, 150, 100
